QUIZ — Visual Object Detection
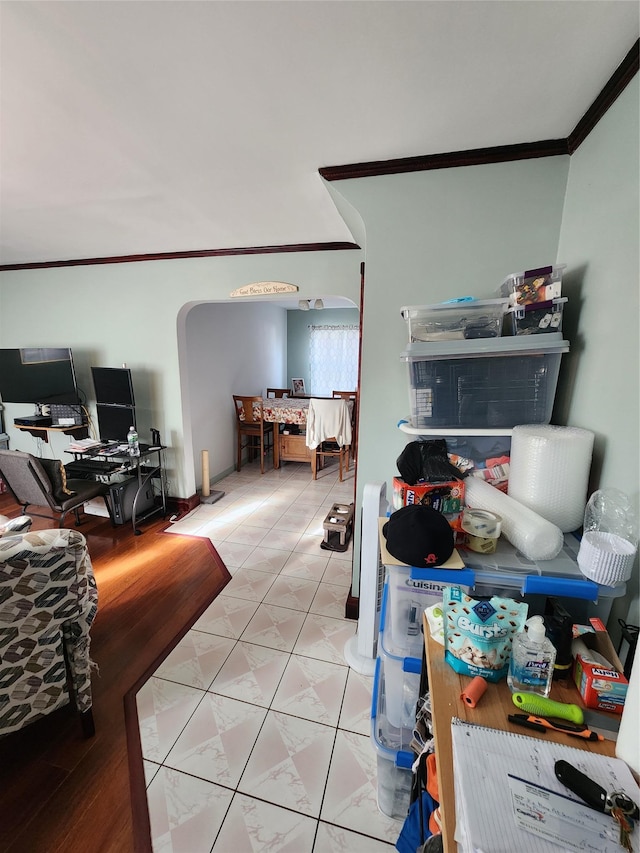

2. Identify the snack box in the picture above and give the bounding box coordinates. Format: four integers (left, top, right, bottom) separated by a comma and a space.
505, 297, 567, 336
391, 476, 465, 517
401, 299, 509, 342
572, 617, 628, 713
500, 264, 565, 307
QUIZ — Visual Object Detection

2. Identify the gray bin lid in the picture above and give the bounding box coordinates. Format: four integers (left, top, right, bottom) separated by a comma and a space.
401, 332, 569, 360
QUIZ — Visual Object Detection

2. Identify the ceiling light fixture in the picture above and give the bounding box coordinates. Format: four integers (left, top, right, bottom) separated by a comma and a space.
314, 299, 324, 310
298, 299, 310, 311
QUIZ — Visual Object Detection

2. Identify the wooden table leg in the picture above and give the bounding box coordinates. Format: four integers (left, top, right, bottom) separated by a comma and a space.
273, 428, 280, 468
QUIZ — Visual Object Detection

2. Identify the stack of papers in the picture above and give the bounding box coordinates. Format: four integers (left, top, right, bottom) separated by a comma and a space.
451, 717, 639, 852
67, 437, 102, 451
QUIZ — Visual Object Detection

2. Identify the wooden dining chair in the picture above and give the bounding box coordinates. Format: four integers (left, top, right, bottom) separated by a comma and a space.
306, 398, 352, 481
266, 388, 291, 398
332, 390, 358, 464
233, 395, 274, 474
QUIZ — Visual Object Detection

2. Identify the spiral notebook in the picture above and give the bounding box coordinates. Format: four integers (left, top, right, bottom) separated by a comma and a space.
451, 718, 640, 853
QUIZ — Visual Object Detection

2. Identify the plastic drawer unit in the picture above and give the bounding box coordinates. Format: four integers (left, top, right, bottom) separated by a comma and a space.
370, 655, 414, 820
401, 334, 569, 430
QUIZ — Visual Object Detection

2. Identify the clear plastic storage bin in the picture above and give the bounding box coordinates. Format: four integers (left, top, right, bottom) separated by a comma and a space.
384, 564, 473, 657
500, 264, 565, 306
370, 656, 414, 820
401, 334, 569, 429
505, 297, 567, 336
401, 299, 508, 343
377, 581, 423, 732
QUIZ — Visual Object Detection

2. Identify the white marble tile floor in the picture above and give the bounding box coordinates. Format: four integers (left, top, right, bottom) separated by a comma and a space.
137, 458, 399, 852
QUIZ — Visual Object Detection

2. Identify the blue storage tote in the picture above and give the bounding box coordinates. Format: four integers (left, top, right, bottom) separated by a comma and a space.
383, 562, 474, 658
377, 580, 424, 731
370, 655, 414, 820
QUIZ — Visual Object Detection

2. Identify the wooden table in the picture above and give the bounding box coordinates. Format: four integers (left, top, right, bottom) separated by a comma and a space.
422, 613, 618, 852
255, 397, 351, 469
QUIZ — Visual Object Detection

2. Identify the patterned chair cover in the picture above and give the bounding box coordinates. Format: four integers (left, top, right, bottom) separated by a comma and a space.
0, 527, 98, 735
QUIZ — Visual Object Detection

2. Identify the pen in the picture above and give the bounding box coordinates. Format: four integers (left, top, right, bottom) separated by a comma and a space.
508, 714, 604, 741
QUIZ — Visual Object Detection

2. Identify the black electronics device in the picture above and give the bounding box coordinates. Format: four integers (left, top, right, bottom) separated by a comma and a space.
14, 415, 53, 427
91, 367, 135, 406
96, 404, 136, 443
0, 348, 79, 404
108, 476, 155, 525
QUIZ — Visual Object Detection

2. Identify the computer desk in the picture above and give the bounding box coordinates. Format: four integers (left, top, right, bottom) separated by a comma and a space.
65, 443, 167, 535
422, 613, 618, 852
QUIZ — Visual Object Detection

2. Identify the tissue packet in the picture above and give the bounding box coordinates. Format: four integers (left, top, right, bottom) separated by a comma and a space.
443, 586, 528, 682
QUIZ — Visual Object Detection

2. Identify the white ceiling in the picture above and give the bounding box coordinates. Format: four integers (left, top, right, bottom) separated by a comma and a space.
1, 1, 638, 268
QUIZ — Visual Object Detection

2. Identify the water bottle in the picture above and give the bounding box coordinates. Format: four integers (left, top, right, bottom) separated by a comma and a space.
127, 425, 140, 457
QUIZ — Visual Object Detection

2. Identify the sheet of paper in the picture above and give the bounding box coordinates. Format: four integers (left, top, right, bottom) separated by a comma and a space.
508, 774, 626, 852
451, 718, 640, 853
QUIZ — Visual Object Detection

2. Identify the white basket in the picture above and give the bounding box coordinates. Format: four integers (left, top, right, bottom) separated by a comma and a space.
577, 531, 637, 586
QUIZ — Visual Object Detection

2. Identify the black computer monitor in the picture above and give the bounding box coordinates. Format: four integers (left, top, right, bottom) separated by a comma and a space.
96, 404, 136, 443
91, 367, 135, 407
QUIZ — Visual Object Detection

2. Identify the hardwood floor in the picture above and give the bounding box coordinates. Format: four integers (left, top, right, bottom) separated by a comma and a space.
0, 494, 231, 853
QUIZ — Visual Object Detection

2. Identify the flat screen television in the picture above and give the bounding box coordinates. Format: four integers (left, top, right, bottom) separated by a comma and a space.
0, 347, 80, 404
96, 404, 136, 443
91, 367, 135, 406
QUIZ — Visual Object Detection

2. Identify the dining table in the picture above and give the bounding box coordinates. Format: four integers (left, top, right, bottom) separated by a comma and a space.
254, 397, 351, 469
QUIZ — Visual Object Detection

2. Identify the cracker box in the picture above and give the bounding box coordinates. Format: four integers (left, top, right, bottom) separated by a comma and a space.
572, 617, 628, 713
392, 477, 465, 517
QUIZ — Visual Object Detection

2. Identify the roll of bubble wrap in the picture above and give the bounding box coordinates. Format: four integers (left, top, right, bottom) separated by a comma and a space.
464, 476, 564, 561
507, 425, 594, 533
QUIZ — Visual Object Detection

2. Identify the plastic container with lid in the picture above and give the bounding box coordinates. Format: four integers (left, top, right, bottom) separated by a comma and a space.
401, 298, 508, 343
401, 334, 570, 430
500, 264, 565, 307
370, 655, 414, 820
505, 297, 567, 336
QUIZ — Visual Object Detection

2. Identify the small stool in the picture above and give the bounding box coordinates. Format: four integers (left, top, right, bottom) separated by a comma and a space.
323, 502, 354, 547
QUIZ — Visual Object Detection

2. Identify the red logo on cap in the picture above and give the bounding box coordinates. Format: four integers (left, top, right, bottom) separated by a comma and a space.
424, 553, 438, 565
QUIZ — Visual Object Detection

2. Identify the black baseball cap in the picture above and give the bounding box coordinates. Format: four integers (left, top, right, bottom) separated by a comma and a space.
383, 504, 454, 567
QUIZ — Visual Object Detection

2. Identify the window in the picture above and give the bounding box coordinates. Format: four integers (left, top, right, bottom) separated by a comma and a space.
308, 324, 359, 396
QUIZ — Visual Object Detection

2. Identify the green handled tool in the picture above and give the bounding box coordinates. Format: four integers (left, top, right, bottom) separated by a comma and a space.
511, 693, 584, 725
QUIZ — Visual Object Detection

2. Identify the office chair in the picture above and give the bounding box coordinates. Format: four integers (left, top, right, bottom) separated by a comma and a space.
0, 450, 111, 527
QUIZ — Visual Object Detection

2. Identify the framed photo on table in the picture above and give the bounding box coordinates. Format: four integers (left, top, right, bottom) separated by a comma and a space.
291, 378, 305, 396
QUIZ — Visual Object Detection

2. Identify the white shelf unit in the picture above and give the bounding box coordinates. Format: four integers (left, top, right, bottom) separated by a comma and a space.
398, 420, 513, 437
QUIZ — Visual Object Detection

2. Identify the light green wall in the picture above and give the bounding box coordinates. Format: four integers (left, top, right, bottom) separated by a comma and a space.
556, 77, 640, 638
334, 155, 570, 591
287, 307, 360, 387
0, 251, 361, 495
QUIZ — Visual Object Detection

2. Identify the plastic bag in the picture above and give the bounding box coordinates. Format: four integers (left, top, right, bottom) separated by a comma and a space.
577, 488, 638, 585
397, 439, 466, 486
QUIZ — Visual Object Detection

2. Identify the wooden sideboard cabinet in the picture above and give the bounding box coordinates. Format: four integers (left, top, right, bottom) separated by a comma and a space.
278, 433, 313, 464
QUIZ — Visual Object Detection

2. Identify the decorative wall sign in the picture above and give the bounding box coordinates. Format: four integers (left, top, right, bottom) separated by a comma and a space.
229, 281, 299, 298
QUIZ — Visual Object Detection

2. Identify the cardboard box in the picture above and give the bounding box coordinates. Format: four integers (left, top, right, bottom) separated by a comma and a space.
572, 617, 628, 713
392, 476, 465, 517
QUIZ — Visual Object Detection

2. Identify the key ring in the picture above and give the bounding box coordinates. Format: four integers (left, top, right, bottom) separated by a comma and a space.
609, 791, 639, 820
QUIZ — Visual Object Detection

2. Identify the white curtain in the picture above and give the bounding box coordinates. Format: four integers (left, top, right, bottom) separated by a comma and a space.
308, 325, 359, 396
